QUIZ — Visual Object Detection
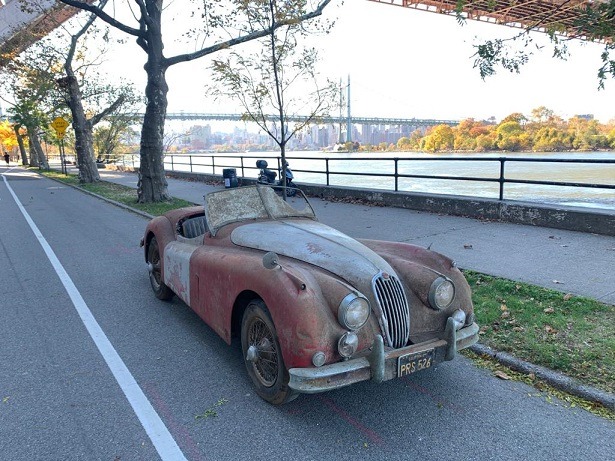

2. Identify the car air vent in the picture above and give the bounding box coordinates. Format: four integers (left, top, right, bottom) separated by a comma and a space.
373, 273, 410, 348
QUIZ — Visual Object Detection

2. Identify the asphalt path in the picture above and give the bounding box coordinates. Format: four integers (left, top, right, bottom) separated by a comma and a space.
1, 167, 614, 461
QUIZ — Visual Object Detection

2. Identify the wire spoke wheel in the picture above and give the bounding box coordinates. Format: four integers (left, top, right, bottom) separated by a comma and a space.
241, 300, 298, 404
147, 236, 173, 301
248, 318, 279, 387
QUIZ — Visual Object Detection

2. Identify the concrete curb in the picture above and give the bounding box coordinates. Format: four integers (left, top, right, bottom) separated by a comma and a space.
470, 343, 615, 411
41, 169, 615, 412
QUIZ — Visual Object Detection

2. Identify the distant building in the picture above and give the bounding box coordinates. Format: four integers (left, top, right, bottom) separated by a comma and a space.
188, 125, 212, 149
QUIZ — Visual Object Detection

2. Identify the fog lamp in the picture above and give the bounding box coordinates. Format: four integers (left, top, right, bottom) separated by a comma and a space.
338, 332, 359, 358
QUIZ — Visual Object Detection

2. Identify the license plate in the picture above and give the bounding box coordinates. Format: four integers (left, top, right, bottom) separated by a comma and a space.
397, 349, 435, 377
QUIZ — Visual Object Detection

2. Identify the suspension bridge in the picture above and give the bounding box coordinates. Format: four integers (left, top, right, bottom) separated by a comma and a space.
160, 112, 459, 128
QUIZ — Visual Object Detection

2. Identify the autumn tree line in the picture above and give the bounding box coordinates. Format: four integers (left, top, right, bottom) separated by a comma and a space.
381, 107, 615, 153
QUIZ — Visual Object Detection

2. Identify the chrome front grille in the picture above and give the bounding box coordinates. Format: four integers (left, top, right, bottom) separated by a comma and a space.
373, 273, 410, 348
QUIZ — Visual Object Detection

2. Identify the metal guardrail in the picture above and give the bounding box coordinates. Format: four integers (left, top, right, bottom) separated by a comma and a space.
103, 153, 615, 202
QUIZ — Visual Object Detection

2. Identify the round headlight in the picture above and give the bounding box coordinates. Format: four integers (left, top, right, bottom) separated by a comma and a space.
428, 277, 455, 310
338, 294, 370, 330
338, 332, 359, 358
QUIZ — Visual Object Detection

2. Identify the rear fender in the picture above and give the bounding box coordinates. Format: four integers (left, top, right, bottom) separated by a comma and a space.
143, 216, 175, 267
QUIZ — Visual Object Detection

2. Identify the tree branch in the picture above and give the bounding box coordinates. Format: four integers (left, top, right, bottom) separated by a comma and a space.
66, 0, 109, 69
89, 94, 126, 126
164, 0, 331, 67
58, 0, 143, 37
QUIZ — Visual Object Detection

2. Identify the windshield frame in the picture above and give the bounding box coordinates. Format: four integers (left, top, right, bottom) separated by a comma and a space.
204, 186, 316, 236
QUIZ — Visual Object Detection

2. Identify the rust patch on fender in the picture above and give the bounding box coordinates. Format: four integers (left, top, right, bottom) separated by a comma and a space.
306, 242, 329, 257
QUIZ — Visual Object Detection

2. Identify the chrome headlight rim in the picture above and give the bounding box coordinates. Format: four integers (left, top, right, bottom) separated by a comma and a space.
338, 293, 370, 330
428, 277, 455, 310
338, 331, 359, 358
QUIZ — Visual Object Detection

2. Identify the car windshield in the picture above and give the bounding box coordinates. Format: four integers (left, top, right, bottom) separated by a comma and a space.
204, 186, 316, 236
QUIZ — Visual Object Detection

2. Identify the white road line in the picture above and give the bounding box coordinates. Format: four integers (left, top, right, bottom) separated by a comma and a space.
2, 175, 187, 461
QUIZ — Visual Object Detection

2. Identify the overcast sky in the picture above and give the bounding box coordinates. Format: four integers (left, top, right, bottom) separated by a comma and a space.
102, 0, 614, 123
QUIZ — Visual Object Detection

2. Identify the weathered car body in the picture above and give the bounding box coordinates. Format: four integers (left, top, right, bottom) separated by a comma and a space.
141, 186, 479, 404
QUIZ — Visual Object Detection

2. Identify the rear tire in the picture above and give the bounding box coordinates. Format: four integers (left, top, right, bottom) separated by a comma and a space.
241, 300, 298, 405
147, 236, 174, 301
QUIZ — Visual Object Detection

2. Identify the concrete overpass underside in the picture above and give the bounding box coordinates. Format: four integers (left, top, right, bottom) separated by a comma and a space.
0, 0, 94, 56
368, 0, 609, 39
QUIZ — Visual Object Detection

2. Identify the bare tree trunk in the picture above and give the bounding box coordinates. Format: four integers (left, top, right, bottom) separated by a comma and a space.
27, 128, 48, 169
137, 52, 169, 202
14, 125, 29, 166
61, 75, 100, 183
28, 141, 39, 167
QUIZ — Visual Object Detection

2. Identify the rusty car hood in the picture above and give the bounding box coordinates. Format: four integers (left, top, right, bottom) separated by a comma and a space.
230, 220, 396, 286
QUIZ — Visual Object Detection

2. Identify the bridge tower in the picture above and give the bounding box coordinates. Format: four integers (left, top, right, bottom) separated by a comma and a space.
346, 75, 352, 143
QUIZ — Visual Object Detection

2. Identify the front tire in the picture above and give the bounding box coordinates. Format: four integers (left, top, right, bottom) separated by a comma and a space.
147, 236, 174, 301
241, 300, 297, 404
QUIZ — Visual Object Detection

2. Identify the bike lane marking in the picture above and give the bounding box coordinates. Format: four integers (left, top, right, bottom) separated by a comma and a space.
2, 174, 187, 461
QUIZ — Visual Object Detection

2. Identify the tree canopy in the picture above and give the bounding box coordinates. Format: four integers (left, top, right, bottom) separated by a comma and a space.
392, 108, 615, 153
464, 0, 615, 88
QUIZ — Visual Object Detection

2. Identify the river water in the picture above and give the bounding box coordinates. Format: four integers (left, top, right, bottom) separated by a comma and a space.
164, 151, 615, 211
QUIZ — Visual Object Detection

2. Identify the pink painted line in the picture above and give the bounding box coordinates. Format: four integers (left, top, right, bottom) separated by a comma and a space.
403, 378, 465, 414
318, 396, 383, 445
143, 382, 209, 461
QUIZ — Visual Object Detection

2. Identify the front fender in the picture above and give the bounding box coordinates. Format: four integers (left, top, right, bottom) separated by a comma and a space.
359, 239, 474, 341
189, 246, 351, 369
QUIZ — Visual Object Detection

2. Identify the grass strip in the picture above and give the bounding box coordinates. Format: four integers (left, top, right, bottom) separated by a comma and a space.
464, 270, 614, 395
42, 170, 195, 215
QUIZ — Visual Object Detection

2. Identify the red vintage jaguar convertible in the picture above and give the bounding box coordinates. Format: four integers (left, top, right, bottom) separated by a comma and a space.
141, 186, 479, 404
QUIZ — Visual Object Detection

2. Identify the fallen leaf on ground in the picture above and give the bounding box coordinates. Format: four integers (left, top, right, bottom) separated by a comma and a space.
543, 307, 555, 313
563, 293, 573, 301
544, 325, 558, 334
494, 371, 511, 380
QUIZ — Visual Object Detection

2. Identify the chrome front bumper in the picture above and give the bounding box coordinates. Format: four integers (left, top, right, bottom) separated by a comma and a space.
288, 321, 480, 394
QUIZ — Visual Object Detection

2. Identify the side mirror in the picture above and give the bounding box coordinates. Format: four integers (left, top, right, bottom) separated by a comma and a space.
262, 252, 279, 270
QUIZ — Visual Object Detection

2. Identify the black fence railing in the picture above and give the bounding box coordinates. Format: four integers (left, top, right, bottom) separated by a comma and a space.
112, 153, 615, 203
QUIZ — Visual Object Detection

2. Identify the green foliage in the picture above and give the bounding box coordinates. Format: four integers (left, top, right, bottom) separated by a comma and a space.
460, 0, 615, 86
473, 37, 531, 79
423, 124, 455, 152
532, 127, 569, 152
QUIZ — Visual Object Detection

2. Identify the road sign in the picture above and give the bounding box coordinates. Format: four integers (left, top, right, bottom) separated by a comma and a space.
51, 117, 69, 138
